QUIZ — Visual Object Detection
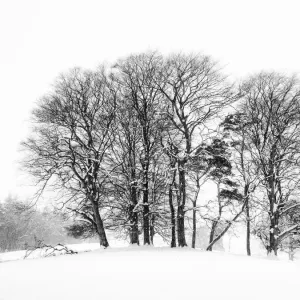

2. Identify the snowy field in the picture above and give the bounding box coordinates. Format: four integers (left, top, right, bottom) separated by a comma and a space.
1, 245, 300, 300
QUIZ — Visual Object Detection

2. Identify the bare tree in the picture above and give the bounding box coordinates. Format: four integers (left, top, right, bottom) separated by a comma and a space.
157, 53, 234, 247
238, 72, 300, 255
22, 67, 117, 248
108, 90, 142, 245
114, 52, 165, 245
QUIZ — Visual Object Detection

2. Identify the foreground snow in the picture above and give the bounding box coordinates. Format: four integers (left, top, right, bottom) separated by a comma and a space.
1, 247, 299, 300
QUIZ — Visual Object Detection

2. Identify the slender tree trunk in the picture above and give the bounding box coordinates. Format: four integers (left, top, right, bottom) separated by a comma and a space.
169, 184, 176, 248
177, 160, 187, 247
91, 200, 109, 248
192, 201, 197, 248
245, 198, 251, 256
150, 214, 155, 245
192, 180, 200, 249
267, 148, 279, 256
244, 184, 251, 256
168, 163, 177, 248
143, 164, 150, 245
141, 120, 151, 245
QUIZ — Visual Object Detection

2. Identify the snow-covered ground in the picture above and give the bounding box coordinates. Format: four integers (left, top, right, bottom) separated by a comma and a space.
0, 239, 128, 262
1, 246, 299, 300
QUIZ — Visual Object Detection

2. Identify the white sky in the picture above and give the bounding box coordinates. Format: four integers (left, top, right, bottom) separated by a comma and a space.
1, 0, 300, 200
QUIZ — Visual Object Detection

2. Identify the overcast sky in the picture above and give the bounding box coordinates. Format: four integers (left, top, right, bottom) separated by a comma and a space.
1, 0, 300, 200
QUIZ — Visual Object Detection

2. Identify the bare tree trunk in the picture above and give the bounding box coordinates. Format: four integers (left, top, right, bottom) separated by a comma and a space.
207, 221, 217, 251
129, 184, 139, 245
192, 179, 200, 249
150, 214, 155, 245
267, 160, 279, 256
177, 160, 187, 247
143, 165, 150, 245
91, 200, 109, 248
169, 185, 177, 247
168, 162, 177, 248
127, 145, 140, 245
268, 212, 279, 256
245, 198, 251, 256
244, 184, 251, 256
192, 201, 197, 248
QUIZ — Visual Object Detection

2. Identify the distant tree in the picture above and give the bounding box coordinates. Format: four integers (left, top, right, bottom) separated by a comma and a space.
0, 196, 33, 251
0, 197, 70, 251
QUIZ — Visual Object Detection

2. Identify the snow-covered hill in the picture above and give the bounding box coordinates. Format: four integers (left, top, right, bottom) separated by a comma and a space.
1, 246, 299, 300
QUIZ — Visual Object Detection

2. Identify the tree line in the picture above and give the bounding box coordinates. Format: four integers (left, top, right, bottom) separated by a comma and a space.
22, 51, 300, 257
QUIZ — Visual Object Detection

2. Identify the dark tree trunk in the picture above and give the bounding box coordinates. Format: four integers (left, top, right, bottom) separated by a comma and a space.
129, 180, 139, 245
169, 184, 176, 248
91, 200, 109, 248
168, 163, 177, 248
192, 176, 200, 249
129, 205, 139, 245
243, 184, 251, 256
245, 198, 251, 256
177, 160, 187, 247
268, 210, 279, 256
192, 201, 196, 248
143, 167, 150, 245
267, 148, 279, 256
177, 205, 186, 247
207, 221, 217, 251
150, 214, 155, 245
141, 120, 151, 245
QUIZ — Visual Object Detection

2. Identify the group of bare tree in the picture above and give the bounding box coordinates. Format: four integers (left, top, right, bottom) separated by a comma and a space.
22, 51, 300, 257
